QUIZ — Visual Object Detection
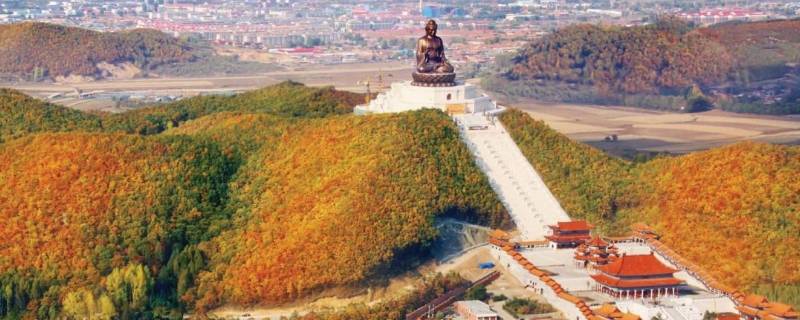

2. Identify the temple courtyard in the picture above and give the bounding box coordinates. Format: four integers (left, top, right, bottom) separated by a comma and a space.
493, 240, 737, 320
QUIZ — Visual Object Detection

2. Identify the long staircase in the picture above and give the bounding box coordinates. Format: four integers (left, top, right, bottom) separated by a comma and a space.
454, 114, 570, 240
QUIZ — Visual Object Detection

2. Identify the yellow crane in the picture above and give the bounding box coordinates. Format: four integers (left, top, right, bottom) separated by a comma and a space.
358, 69, 388, 105
357, 80, 372, 105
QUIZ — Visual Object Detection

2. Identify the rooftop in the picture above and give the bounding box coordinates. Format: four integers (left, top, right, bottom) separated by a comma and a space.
595, 304, 624, 318
742, 294, 769, 307
587, 235, 610, 247
546, 234, 593, 242
590, 273, 683, 289
550, 220, 593, 231
596, 253, 678, 277
455, 300, 498, 317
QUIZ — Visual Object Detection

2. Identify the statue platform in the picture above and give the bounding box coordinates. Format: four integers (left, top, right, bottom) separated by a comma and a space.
411, 72, 456, 87
354, 80, 503, 115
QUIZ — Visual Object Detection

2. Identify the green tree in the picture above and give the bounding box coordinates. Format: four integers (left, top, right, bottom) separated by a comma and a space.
63, 290, 89, 319
464, 285, 488, 301
105, 264, 152, 313
63, 289, 117, 320
98, 295, 117, 319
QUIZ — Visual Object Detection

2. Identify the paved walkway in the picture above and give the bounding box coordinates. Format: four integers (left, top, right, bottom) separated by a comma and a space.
455, 114, 570, 240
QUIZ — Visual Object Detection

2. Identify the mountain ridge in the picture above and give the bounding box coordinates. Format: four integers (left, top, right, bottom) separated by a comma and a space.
485, 18, 800, 115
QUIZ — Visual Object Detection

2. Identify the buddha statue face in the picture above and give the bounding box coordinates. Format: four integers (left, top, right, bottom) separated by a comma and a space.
425, 20, 437, 37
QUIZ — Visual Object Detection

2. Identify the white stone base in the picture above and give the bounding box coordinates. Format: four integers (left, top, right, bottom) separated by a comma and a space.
354, 81, 500, 115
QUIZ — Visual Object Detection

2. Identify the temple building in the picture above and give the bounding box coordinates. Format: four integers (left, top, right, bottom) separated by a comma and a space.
545, 220, 593, 249
590, 253, 683, 299
737, 294, 799, 320
574, 235, 620, 268
591, 304, 641, 320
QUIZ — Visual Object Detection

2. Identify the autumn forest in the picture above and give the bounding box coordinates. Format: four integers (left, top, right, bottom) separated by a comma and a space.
0, 22, 194, 80
0, 83, 798, 319
485, 18, 800, 115
0, 83, 509, 319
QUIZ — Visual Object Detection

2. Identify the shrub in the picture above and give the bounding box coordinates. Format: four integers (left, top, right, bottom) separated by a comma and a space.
503, 298, 555, 317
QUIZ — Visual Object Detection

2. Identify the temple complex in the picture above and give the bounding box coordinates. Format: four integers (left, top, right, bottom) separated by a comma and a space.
351, 19, 794, 320
545, 220, 593, 248
590, 253, 683, 299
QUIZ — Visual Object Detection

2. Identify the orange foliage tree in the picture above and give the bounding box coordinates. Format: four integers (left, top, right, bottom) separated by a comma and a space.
0, 133, 235, 318
186, 110, 507, 311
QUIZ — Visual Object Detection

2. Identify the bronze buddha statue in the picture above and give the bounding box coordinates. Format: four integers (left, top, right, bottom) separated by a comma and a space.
412, 20, 456, 87
416, 20, 454, 73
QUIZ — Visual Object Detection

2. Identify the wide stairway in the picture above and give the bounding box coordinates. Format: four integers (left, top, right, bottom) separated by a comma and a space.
454, 114, 570, 240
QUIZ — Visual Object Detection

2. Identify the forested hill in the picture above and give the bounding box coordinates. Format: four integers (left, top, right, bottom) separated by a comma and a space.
699, 19, 800, 77
486, 18, 800, 115
101, 81, 364, 134
501, 109, 800, 308
0, 84, 508, 319
509, 20, 733, 94
1, 84, 798, 317
0, 22, 194, 80
0, 82, 363, 142
0, 88, 102, 143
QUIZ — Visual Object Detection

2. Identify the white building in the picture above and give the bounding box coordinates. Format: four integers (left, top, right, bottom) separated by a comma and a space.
454, 300, 500, 320
354, 81, 501, 115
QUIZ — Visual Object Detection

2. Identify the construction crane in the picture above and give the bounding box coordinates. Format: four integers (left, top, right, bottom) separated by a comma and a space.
358, 69, 387, 105
357, 79, 372, 105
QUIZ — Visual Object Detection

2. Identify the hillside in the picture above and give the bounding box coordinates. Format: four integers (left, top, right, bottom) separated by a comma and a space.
508, 21, 732, 95
0, 133, 235, 319
0, 89, 507, 318
501, 109, 800, 307
0, 81, 363, 142
637, 142, 800, 303
499, 109, 635, 233
0, 88, 102, 143
487, 18, 800, 115
102, 81, 363, 134
167, 110, 508, 310
0, 22, 193, 80
699, 19, 800, 80
3, 83, 796, 317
